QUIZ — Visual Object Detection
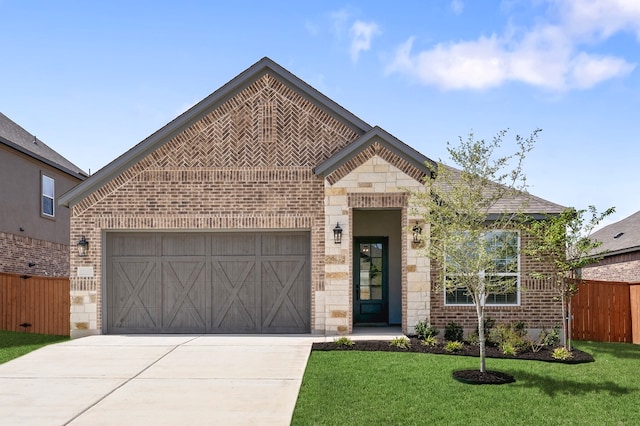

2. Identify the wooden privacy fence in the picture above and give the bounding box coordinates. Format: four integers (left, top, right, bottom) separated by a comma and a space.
0, 272, 70, 336
572, 279, 640, 344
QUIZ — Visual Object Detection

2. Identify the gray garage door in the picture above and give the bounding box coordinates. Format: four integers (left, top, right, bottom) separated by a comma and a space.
105, 232, 310, 334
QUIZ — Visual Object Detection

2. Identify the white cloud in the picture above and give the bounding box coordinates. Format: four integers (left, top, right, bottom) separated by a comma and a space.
387, 0, 638, 91
330, 8, 351, 36
553, 0, 640, 41
349, 20, 381, 62
451, 0, 464, 15
569, 52, 636, 89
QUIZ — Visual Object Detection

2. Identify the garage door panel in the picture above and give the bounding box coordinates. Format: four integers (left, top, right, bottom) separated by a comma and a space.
106, 232, 310, 334
109, 234, 157, 257
109, 258, 161, 331
211, 258, 257, 332
161, 234, 206, 256
261, 257, 310, 332
211, 234, 257, 256
261, 234, 310, 256
161, 259, 207, 332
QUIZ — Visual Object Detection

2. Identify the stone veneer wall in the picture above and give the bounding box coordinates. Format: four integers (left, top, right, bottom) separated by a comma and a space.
322, 155, 428, 335
581, 251, 640, 283
429, 232, 563, 333
0, 231, 69, 277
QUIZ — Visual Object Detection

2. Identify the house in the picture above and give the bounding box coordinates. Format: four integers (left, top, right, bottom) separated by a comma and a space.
0, 112, 87, 277
581, 210, 640, 282
59, 57, 565, 337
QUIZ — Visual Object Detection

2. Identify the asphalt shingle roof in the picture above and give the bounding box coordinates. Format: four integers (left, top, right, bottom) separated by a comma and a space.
590, 210, 640, 256
0, 112, 87, 178
435, 165, 566, 216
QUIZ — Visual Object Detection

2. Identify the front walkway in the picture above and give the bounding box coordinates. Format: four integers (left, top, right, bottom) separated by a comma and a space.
0, 330, 403, 425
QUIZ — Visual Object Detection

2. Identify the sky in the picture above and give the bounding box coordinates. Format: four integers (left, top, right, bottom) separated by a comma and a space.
2, 0, 639, 228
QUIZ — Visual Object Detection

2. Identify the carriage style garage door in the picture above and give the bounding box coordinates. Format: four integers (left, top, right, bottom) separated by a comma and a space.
105, 232, 310, 334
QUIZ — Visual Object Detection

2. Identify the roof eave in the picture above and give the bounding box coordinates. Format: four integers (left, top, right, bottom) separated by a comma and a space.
1, 137, 87, 181
314, 126, 436, 179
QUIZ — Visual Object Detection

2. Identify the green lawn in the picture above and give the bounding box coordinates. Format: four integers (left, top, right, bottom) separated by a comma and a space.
0, 330, 69, 364
292, 341, 640, 425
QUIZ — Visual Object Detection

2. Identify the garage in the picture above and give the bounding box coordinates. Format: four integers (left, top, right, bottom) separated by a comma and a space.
105, 232, 310, 334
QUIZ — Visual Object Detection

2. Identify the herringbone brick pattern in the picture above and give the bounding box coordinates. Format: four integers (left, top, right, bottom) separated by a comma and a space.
151, 74, 359, 169
76, 74, 361, 214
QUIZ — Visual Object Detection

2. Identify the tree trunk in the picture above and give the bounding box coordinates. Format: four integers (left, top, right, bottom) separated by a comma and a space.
567, 297, 573, 351
476, 303, 486, 373
561, 291, 568, 349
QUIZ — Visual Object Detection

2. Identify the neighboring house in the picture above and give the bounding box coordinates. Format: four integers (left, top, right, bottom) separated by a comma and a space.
0, 113, 87, 277
59, 58, 565, 337
582, 210, 640, 282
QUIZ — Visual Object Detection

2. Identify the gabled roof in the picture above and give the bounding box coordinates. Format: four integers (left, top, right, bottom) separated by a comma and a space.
435, 165, 566, 217
590, 210, 640, 257
313, 126, 436, 179
0, 112, 87, 179
59, 57, 373, 207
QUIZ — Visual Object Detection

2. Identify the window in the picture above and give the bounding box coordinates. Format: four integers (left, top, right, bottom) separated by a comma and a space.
42, 175, 55, 217
445, 230, 520, 306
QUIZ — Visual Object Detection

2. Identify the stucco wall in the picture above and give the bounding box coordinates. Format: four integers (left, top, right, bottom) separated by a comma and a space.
0, 144, 81, 276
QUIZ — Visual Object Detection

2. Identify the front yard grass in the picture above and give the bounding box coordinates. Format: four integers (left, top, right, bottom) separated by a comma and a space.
0, 330, 68, 364
292, 341, 640, 425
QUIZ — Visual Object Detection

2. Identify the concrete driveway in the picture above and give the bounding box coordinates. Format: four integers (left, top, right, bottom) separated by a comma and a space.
0, 335, 319, 425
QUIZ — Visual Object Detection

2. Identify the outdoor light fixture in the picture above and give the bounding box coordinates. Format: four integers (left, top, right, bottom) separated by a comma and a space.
412, 222, 422, 244
77, 235, 89, 257
333, 223, 343, 244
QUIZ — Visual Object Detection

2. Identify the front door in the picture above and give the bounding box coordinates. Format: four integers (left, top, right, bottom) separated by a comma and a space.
354, 237, 388, 324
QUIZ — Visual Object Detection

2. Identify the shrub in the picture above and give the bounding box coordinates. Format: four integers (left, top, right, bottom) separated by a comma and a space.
414, 320, 440, 339
530, 326, 560, 353
501, 343, 517, 356
444, 321, 463, 342
390, 336, 411, 349
445, 340, 463, 352
333, 336, 355, 347
421, 336, 438, 347
489, 322, 528, 354
552, 347, 573, 361
466, 332, 480, 346
543, 325, 561, 347
530, 333, 546, 353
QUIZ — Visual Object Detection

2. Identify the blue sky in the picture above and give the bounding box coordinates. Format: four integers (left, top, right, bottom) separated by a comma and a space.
2, 0, 639, 227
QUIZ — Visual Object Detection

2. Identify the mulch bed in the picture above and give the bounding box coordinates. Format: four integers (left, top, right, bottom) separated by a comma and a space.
312, 338, 594, 384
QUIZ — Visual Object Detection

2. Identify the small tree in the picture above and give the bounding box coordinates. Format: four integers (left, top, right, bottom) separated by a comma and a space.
412, 129, 537, 373
522, 206, 614, 351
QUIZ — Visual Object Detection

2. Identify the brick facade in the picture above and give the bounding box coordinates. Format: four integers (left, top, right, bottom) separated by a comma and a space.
69, 74, 359, 336
0, 231, 69, 277
67, 60, 564, 337
428, 232, 563, 334
581, 251, 640, 282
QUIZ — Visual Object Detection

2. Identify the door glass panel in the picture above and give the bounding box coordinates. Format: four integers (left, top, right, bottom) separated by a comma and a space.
359, 244, 371, 300
359, 242, 383, 301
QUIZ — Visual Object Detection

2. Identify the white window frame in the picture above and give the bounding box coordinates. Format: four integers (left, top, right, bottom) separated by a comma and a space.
444, 230, 521, 307
42, 174, 55, 218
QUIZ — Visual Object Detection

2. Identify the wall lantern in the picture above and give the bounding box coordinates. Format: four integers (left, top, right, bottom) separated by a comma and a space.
412, 222, 422, 244
77, 235, 89, 257
333, 223, 343, 244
